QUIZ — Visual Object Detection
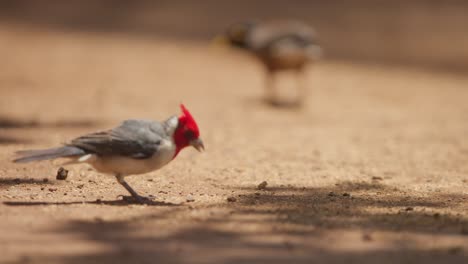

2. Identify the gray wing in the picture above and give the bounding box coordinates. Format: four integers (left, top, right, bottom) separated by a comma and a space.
249, 21, 317, 51
68, 119, 172, 159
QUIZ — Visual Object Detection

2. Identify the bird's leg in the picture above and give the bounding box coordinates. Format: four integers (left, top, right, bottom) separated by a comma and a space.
265, 69, 279, 105
294, 66, 309, 107
115, 174, 152, 204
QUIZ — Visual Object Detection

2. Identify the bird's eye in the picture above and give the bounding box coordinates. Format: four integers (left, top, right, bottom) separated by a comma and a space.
184, 130, 195, 139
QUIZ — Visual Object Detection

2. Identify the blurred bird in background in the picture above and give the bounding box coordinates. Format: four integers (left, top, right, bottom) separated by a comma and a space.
215, 21, 322, 107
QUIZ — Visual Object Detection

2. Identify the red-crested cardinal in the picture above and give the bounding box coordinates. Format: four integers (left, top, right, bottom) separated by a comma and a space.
13, 104, 204, 203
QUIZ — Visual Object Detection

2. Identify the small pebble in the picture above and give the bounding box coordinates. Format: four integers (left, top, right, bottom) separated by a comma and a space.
42, 178, 49, 183
48, 188, 57, 192
362, 233, 373, 241
186, 195, 195, 202
343, 193, 350, 197
77, 184, 85, 189
227, 196, 237, 202
405, 207, 414, 211
257, 181, 268, 190
56, 167, 68, 180
371, 176, 383, 181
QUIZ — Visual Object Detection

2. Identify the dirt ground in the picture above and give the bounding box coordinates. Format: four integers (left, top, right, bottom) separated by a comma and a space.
0, 24, 467, 264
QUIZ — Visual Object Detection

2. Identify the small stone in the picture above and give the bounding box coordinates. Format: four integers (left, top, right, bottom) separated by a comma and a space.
42, 178, 49, 183
96, 198, 102, 204
362, 233, 373, 241
372, 176, 383, 181
433, 213, 441, 219
48, 187, 57, 192
147, 179, 153, 182
56, 167, 68, 180
257, 181, 268, 190
227, 196, 237, 202
186, 195, 195, 202
77, 184, 85, 189
343, 193, 351, 197
405, 207, 414, 211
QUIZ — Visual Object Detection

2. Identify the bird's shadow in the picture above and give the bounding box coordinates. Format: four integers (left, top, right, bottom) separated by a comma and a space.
3, 199, 182, 207
243, 96, 304, 111
0, 135, 33, 145
0, 177, 54, 186
0, 177, 183, 207
265, 99, 303, 109
0, 117, 100, 129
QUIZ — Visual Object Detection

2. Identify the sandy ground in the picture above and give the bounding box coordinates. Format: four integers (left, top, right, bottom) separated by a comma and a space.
0, 25, 467, 264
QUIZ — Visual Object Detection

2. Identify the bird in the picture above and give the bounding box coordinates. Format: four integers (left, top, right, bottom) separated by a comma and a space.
215, 21, 321, 107
13, 104, 204, 204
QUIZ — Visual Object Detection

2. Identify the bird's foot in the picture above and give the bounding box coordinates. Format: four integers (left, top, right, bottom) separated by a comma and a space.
119, 195, 155, 204
266, 98, 303, 108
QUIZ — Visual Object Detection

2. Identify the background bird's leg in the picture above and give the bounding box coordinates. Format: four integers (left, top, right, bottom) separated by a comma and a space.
115, 174, 150, 203
295, 65, 309, 107
265, 68, 278, 105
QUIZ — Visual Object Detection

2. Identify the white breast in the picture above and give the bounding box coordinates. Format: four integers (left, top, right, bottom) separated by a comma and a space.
84, 138, 176, 176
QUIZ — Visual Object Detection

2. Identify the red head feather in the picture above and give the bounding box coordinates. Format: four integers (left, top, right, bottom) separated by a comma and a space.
173, 104, 201, 157
179, 104, 200, 138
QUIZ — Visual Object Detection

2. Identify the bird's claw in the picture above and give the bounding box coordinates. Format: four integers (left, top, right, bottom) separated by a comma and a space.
118, 195, 155, 204
266, 98, 303, 108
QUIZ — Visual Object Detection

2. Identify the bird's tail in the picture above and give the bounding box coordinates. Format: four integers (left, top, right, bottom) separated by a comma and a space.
13, 146, 85, 163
